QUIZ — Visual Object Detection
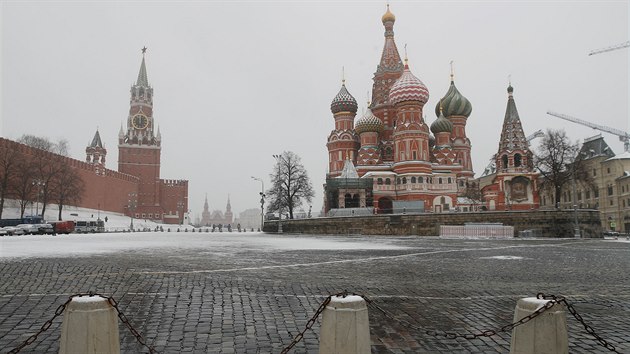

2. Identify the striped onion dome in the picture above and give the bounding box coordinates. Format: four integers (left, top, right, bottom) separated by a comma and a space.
330, 83, 358, 114
389, 63, 429, 106
434, 80, 472, 118
354, 108, 383, 134
430, 110, 453, 134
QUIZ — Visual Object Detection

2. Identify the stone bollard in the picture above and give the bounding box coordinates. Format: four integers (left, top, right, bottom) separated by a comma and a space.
319, 295, 370, 354
59, 296, 120, 354
510, 297, 568, 354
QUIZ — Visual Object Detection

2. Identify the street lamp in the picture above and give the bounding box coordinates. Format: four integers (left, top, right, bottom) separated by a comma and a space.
32, 180, 45, 217
128, 192, 137, 231
272, 154, 284, 233
251, 176, 265, 231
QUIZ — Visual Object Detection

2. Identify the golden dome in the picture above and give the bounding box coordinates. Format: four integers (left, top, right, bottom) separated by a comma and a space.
382, 4, 395, 23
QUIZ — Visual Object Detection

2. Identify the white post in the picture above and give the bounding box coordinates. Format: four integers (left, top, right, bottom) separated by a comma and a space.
59, 296, 120, 354
319, 295, 370, 354
510, 297, 568, 354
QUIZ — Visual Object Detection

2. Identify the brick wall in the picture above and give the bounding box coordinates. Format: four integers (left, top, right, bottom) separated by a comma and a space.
263, 210, 602, 238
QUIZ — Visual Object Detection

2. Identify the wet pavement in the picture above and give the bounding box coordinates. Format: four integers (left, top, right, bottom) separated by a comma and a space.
1, 233, 629, 353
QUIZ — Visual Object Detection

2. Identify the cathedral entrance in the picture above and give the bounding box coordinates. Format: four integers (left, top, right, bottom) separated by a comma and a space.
377, 197, 393, 214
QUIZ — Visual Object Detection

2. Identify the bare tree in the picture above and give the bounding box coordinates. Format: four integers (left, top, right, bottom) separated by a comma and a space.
267, 151, 314, 219
13, 158, 36, 218
50, 161, 85, 220
462, 180, 483, 210
535, 129, 592, 207
0, 146, 19, 219
18, 135, 69, 217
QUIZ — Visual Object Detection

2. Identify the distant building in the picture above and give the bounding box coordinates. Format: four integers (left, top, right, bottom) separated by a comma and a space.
199, 195, 233, 226
539, 135, 630, 232
234, 208, 261, 230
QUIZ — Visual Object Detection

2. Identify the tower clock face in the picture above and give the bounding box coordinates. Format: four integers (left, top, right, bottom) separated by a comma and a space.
132, 114, 149, 129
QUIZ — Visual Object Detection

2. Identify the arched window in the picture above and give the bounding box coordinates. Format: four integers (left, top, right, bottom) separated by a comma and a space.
448, 177, 452, 183
402, 177, 407, 184
514, 153, 522, 167
385, 178, 391, 185
377, 178, 383, 185
411, 177, 416, 184
439, 177, 443, 184
502, 155, 509, 169
397, 178, 401, 184
419, 177, 424, 183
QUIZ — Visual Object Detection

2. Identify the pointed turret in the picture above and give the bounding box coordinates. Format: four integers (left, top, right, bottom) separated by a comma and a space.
86, 129, 107, 166
371, 5, 404, 109
498, 84, 529, 154
137, 48, 149, 87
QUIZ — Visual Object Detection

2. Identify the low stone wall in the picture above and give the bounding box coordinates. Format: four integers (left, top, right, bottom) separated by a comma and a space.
263, 210, 602, 238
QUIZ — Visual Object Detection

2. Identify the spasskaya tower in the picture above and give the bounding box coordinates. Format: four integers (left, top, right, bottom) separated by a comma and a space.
118, 48, 188, 224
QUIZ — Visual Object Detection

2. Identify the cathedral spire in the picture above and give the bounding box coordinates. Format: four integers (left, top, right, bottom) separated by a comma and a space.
136, 47, 149, 87
376, 5, 403, 74
498, 83, 529, 154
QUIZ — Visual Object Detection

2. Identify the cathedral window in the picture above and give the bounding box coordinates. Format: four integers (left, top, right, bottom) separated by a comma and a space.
448, 177, 452, 184
502, 155, 508, 169
385, 178, 391, 185
377, 178, 383, 185
439, 178, 443, 184
419, 177, 424, 183
402, 177, 407, 184
411, 177, 416, 184
397, 178, 401, 184
413, 151, 417, 160
514, 153, 522, 167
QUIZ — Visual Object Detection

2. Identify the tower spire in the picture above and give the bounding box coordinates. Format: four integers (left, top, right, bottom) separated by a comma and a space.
136, 47, 149, 87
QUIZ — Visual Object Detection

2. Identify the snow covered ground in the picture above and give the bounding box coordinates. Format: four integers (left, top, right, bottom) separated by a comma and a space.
0, 232, 409, 259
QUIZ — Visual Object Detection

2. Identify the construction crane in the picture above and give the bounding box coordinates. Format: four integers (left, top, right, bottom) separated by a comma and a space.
526, 129, 544, 142
547, 111, 629, 152
588, 41, 629, 56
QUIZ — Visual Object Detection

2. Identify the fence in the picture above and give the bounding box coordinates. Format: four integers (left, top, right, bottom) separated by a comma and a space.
440, 223, 515, 238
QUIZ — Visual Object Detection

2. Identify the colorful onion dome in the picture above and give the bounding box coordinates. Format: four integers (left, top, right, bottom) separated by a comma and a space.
382, 4, 395, 23
434, 80, 472, 118
388, 63, 429, 106
430, 110, 453, 134
330, 83, 358, 114
354, 108, 383, 134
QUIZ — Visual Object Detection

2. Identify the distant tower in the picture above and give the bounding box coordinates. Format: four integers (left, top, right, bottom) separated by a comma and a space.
86, 129, 106, 166
430, 105, 456, 166
118, 48, 162, 207
201, 194, 211, 226
224, 196, 233, 224
327, 78, 360, 177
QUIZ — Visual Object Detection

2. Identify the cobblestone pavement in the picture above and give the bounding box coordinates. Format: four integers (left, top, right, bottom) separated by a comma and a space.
1, 233, 629, 353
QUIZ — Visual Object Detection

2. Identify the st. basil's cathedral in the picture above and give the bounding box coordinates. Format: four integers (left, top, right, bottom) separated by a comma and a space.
324, 5, 539, 214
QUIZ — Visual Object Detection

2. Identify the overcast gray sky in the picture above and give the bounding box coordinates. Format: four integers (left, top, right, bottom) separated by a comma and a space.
2, 0, 628, 219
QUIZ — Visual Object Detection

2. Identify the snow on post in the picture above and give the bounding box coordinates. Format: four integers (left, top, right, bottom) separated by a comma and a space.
319, 295, 370, 354
59, 296, 120, 354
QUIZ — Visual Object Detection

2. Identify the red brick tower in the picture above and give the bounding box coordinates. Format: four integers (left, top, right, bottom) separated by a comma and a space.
118, 48, 162, 215
327, 80, 360, 177
86, 130, 106, 166
483, 84, 539, 210
389, 58, 431, 176
435, 69, 474, 181
371, 5, 404, 160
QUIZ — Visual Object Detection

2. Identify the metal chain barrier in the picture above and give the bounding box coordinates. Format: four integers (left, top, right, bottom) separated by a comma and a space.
538, 293, 619, 353
8, 292, 157, 354
280, 291, 621, 354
